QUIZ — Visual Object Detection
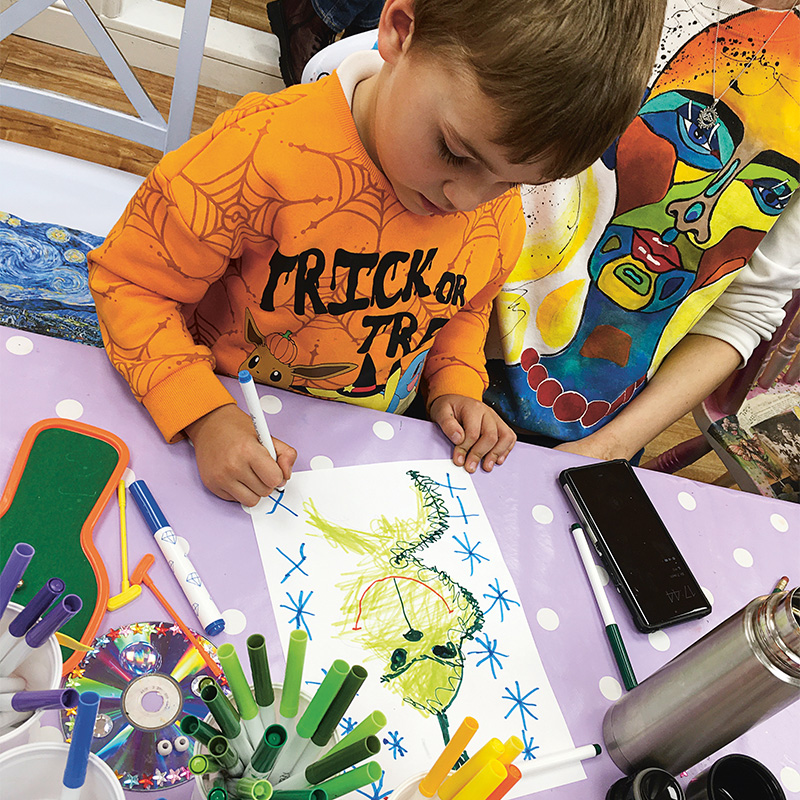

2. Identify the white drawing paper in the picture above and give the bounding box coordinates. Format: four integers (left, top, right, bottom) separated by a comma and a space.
247, 459, 583, 796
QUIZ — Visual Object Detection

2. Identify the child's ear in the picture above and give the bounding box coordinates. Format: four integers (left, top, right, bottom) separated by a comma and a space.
377, 0, 415, 65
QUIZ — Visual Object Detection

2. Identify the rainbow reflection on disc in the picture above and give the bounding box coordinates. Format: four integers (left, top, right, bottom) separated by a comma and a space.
61, 622, 223, 791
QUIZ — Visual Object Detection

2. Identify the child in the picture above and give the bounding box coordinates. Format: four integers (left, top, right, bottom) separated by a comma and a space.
484, 0, 800, 463
88, 0, 665, 506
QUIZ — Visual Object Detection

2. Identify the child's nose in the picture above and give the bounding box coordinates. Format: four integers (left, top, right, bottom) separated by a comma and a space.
443, 178, 506, 212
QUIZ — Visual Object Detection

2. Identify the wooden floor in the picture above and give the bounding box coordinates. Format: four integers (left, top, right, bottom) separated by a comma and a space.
0, 27, 735, 488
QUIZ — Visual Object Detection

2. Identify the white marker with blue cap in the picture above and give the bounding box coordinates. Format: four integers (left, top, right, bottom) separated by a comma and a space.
238, 370, 279, 460
129, 479, 225, 637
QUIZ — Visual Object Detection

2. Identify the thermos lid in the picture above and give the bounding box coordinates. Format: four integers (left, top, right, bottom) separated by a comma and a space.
607, 767, 685, 800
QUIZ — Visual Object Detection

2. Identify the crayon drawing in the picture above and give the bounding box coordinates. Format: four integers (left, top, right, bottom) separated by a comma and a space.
248, 459, 583, 796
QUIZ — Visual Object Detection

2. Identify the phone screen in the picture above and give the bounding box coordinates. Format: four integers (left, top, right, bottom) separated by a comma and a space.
561, 461, 710, 630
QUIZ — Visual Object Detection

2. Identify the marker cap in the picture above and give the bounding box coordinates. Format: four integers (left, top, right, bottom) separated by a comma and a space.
26, 594, 82, 648
129, 480, 169, 533
8, 578, 65, 637
11, 688, 78, 712
0, 543, 35, 616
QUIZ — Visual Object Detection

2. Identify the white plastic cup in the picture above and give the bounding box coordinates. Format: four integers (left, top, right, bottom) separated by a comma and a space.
195, 684, 338, 799
0, 741, 125, 799
0, 602, 62, 752
392, 771, 456, 800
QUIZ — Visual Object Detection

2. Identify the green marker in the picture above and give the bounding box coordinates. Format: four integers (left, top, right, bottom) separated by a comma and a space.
325, 711, 386, 757
278, 630, 308, 730
225, 776, 273, 800
219, 642, 263, 749
202, 682, 254, 764
248, 634, 275, 729
570, 523, 638, 691
180, 714, 221, 748
280, 735, 381, 789
188, 754, 219, 775
244, 723, 288, 781
210, 772, 230, 800
313, 761, 382, 800
209, 733, 245, 777
291, 665, 368, 779
271, 658, 350, 783
273, 791, 327, 800
208, 778, 229, 800
271, 659, 349, 782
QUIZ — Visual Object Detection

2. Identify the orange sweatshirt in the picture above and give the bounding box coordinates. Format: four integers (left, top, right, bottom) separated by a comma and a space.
88, 73, 524, 442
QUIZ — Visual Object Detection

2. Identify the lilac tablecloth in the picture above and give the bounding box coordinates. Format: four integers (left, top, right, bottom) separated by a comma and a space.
1, 328, 798, 799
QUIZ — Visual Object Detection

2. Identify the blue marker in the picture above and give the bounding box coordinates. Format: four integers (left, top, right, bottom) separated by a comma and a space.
60, 691, 100, 800
130, 480, 225, 636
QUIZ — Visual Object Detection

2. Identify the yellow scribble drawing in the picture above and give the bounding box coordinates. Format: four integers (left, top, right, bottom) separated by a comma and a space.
304, 470, 484, 743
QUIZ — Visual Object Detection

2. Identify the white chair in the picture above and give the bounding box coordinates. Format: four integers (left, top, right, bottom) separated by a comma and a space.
0, 0, 212, 236
301, 29, 377, 84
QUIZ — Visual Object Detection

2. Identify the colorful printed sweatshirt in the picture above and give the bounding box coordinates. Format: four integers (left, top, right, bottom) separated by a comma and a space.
88, 58, 525, 443
486, 0, 799, 441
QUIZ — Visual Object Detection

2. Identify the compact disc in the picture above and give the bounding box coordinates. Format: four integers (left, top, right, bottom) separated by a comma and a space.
61, 622, 223, 791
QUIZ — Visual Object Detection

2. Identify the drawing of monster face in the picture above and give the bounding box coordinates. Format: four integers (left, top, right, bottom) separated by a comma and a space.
354, 574, 478, 716
590, 9, 799, 312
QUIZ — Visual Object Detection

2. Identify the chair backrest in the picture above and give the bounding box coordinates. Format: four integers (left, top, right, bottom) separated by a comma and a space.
0, 0, 211, 154
301, 29, 378, 84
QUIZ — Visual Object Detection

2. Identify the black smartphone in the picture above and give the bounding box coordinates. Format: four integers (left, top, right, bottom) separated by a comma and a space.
559, 459, 711, 632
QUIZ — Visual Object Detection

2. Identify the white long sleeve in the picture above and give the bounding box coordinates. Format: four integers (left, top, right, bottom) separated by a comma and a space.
691, 191, 800, 363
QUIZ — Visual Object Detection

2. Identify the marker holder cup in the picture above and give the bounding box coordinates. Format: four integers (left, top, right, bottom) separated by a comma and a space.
391, 771, 438, 800
0, 602, 62, 753
195, 683, 338, 799
0, 742, 125, 799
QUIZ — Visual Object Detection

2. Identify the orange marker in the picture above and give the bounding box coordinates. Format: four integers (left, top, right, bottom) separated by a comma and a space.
451, 760, 506, 800
485, 764, 521, 800
418, 717, 479, 798
438, 739, 505, 800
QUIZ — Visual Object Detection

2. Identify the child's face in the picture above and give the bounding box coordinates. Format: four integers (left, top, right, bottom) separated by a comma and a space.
364, 49, 552, 215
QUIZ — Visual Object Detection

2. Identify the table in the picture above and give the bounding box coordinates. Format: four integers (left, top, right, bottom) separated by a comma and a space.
1, 327, 798, 799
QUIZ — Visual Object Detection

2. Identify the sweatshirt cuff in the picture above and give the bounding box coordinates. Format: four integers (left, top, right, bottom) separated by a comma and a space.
424, 365, 487, 406
142, 362, 236, 443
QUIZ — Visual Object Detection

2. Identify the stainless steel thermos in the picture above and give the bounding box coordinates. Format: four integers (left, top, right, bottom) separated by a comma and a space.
603, 588, 800, 774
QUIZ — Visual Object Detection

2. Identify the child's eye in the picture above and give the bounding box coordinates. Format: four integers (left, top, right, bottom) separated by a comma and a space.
438, 136, 469, 167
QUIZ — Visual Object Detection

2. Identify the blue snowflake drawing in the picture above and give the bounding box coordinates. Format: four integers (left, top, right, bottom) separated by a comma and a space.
467, 633, 508, 678
339, 716, 358, 736
383, 730, 408, 759
448, 495, 480, 525
434, 472, 467, 499
356, 769, 389, 800
277, 542, 309, 583
502, 681, 539, 730
521, 730, 540, 761
483, 578, 520, 622
280, 590, 314, 637
452, 532, 489, 575
263, 491, 299, 517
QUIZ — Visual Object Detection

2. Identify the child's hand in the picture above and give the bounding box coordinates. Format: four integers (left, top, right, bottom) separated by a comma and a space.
428, 394, 516, 473
184, 404, 296, 506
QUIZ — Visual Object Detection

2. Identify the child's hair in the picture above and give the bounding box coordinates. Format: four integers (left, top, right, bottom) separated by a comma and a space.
411, 0, 667, 180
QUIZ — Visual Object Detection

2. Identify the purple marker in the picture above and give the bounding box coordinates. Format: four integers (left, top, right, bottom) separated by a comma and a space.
0, 578, 65, 662
0, 543, 35, 619
0, 688, 78, 712
0, 594, 82, 677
